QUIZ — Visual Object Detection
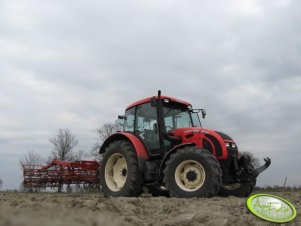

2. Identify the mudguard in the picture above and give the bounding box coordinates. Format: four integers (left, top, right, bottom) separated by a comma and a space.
99, 132, 149, 160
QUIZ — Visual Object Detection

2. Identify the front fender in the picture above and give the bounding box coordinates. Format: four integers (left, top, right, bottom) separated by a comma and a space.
99, 132, 149, 160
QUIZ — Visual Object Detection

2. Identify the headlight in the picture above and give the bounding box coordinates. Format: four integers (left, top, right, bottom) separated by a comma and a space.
225, 142, 236, 148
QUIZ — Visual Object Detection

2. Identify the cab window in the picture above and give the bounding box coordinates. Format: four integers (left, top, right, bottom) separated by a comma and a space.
124, 107, 135, 132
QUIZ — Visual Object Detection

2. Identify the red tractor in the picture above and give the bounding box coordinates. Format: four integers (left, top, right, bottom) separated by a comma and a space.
99, 91, 271, 198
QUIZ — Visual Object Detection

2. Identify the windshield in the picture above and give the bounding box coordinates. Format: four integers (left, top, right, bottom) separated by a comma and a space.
163, 104, 201, 129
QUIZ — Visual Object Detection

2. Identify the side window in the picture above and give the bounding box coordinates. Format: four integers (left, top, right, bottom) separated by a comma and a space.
135, 103, 158, 133
125, 107, 135, 132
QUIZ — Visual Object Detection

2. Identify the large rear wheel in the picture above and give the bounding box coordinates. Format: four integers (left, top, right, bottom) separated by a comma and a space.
163, 146, 222, 198
100, 140, 143, 197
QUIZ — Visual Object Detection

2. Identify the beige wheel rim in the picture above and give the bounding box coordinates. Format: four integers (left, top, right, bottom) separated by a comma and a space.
175, 160, 205, 192
105, 153, 127, 192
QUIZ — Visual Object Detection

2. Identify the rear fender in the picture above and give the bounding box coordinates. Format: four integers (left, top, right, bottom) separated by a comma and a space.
158, 143, 195, 180
99, 132, 149, 160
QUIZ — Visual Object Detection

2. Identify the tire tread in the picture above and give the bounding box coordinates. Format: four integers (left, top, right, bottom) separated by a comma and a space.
163, 146, 222, 198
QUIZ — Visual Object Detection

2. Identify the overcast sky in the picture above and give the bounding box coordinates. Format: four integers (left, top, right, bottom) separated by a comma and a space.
0, 0, 300, 190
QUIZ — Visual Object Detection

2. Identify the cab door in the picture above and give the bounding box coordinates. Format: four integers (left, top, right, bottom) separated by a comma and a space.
134, 102, 161, 156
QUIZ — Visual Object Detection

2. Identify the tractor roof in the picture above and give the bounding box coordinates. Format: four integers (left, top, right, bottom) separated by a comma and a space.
126, 96, 192, 110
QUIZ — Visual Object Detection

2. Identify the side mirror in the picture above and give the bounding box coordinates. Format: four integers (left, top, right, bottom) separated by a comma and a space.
201, 109, 206, 119
118, 115, 127, 120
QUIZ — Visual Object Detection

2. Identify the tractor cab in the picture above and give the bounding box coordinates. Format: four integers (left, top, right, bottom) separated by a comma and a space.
118, 94, 206, 158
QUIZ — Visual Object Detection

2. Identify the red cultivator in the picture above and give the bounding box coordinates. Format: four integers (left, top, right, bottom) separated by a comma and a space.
22, 160, 100, 189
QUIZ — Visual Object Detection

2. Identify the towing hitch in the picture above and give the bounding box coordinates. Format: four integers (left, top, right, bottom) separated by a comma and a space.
236, 156, 271, 182
253, 157, 271, 177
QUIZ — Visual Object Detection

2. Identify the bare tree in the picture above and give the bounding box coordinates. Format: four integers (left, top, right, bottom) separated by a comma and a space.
49, 129, 79, 161
95, 122, 117, 144
19, 150, 43, 192
19, 150, 43, 168
241, 151, 260, 168
0, 179, 3, 190
69, 149, 84, 161
90, 122, 117, 160
49, 129, 81, 192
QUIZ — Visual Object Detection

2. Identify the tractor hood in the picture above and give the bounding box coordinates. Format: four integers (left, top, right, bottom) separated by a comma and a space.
171, 127, 235, 160
214, 131, 234, 141
172, 127, 235, 143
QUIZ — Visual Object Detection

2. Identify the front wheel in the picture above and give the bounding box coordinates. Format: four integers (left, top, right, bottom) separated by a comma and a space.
100, 140, 143, 197
163, 146, 222, 198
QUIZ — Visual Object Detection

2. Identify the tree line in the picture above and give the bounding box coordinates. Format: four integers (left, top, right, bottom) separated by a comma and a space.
255, 185, 301, 192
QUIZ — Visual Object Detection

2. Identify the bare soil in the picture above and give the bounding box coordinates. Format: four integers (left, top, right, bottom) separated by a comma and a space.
0, 191, 300, 226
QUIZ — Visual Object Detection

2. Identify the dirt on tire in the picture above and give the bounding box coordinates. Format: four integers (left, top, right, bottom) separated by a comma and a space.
0, 191, 300, 226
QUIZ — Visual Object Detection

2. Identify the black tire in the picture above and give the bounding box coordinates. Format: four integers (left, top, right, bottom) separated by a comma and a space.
100, 140, 143, 197
163, 146, 222, 198
218, 179, 256, 197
